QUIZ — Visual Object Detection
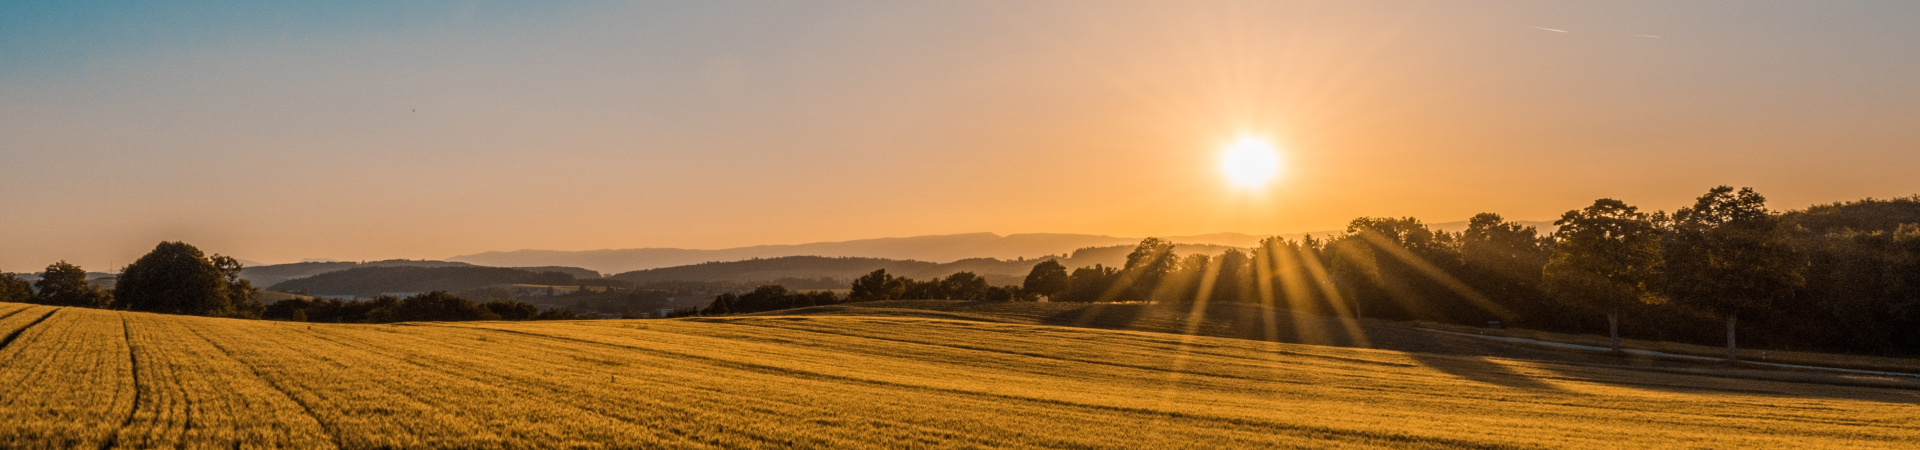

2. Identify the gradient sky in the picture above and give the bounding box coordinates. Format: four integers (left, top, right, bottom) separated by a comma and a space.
5, 1, 1920, 272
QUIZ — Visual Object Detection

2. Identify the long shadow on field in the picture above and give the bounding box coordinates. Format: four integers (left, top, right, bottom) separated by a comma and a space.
1529, 358, 1920, 405
776, 301, 1920, 402
1405, 352, 1568, 392
1038, 303, 1149, 331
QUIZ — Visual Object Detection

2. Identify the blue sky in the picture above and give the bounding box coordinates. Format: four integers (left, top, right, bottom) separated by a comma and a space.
5, 1, 1920, 271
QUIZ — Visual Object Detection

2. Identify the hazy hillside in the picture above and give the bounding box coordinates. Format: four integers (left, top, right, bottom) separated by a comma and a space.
266, 266, 577, 297
239, 260, 473, 287
447, 227, 1529, 274
450, 233, 1131, 274
610, 243, 1241, 286
511, 266, 602, 280
240, 260, 599, 288
0, 302, 1909, 448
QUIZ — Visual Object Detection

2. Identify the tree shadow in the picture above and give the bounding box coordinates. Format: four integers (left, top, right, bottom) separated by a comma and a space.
1406, 352, 1570, 392
842, 300, 1920, 405
1038, 302, 1149, 331
1531, 358, 1920, 405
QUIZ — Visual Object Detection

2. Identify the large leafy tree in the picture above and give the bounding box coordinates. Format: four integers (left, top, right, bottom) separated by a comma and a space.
1122, 237, 1179, 301
1542, 199, 1665, 352
1021, 260, 1069, 300
1664, 186, 1805, 361
115, 241, 235, 316
33, 261, 111, 308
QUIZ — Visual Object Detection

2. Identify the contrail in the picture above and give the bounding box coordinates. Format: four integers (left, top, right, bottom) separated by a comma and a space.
1533, 27, 1569, 33
1634, 35, 1661, 38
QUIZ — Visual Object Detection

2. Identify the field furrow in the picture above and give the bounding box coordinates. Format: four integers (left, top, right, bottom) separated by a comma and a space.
0, 308, 137, 448
180, 320, 518, 448
0, 306, 58, 353
107, 313, 334, 448
0, 306, 1915, 448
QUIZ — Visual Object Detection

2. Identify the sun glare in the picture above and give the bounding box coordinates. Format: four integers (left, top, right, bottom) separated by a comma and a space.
1220, 137, 1281, 188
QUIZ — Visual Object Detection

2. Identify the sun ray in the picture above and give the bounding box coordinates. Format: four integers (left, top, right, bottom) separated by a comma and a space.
1354, 231, 1518, 320
1296, 237, 1372, 348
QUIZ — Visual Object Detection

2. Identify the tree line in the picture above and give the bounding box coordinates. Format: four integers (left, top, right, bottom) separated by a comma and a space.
263, 291, 582, 323
1, 241, 583, 324
1003, 187, 1920, 359
1, 242, 265, 318
683, 270, 1039, 317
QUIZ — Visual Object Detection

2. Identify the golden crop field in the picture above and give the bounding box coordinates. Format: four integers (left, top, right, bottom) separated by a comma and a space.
1, 300, 1916, 449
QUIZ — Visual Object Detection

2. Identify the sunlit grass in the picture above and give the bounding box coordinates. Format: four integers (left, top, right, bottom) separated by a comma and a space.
0, 303, 1914, 448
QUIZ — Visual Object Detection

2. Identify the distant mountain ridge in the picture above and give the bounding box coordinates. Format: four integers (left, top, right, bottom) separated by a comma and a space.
606, 242, 1243, 287
239, 259, 601, 288
449, 221, 1554, 274
267, 266, 580, 297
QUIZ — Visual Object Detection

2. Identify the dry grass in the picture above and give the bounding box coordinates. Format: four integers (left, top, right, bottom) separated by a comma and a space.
0, 301, 1916, 448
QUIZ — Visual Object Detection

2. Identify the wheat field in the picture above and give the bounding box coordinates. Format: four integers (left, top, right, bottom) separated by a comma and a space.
0, 301, 1915, 449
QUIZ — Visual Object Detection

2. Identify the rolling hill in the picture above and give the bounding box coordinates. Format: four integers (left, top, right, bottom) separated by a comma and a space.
266, 266, 578, 297
447, 223, 1553, 274
239, 260, 476, 288
607, 242, 1242, 286
241, 260, 601, 291
0, 301, 1909, 448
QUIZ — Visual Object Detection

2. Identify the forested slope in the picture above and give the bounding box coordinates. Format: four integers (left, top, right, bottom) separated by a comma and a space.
267, 266, 577, 296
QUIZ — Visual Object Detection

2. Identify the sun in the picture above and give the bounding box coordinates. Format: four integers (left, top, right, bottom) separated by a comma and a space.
1220, 137, 1281, 188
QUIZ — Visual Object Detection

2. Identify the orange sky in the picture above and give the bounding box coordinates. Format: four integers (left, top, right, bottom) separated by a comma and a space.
4, 1, 1920, 272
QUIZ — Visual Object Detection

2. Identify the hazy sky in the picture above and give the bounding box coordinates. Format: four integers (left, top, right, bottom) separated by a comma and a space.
5, 1, 1919, 271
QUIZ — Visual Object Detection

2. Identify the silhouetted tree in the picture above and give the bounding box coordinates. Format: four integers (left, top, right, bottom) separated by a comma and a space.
900, 277, 945, 300
984, 285, 1031, 302
941, 272, 990, 300
1021, 260, 1069, 300
116, 242, 237, 316
735, 285, 793, 312
1210, 249, 1253, 304
1059, 264, 1119, 303
482, 300, 541, 320
361, 296, 403, 323
210, 255, 264, 318
1165, 254, 1213, 303
703, 292, 738, 315
34, 261, 111, 308
849, 269, 902, 302
0, 274, 32, 304
1252, 235, 1340, 316
1122, 237, 1179, 301
1664, 187, 1805, 361
388, 291, 499, 322
1326, 237, 1380, 319
696, 285, 839, 315
1543, 199, 1665, 352
1335, 217, 1482, 322
1460, 213, 1554, 324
